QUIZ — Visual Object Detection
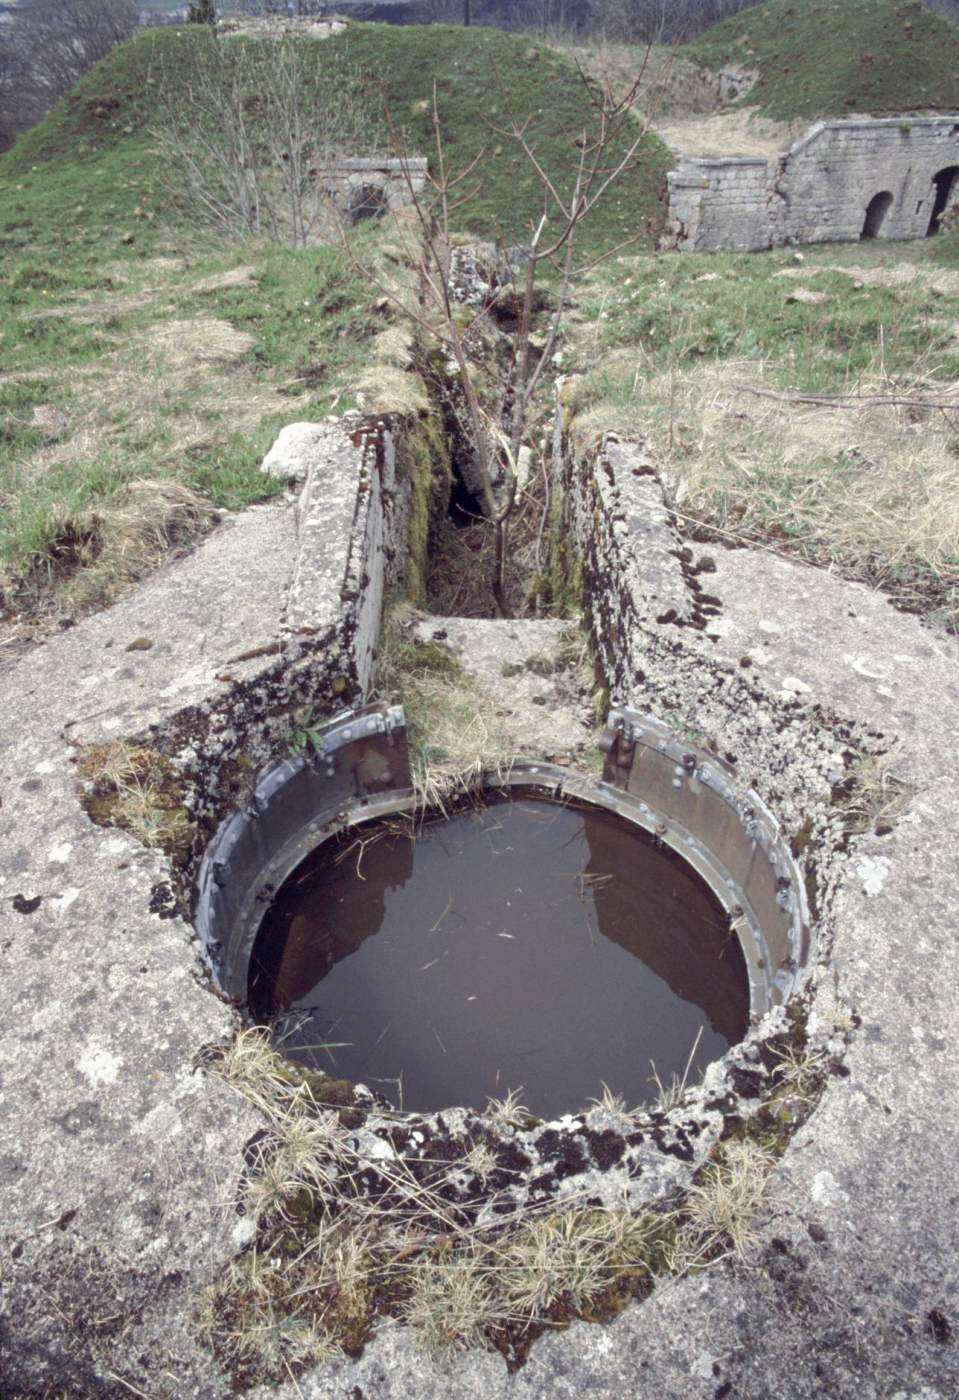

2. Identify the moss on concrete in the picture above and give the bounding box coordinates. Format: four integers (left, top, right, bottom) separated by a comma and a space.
75, 739, 193, 862
399, 401, 450, 607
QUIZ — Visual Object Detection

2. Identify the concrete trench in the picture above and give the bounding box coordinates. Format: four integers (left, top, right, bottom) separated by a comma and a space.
2, 334, 959, 1398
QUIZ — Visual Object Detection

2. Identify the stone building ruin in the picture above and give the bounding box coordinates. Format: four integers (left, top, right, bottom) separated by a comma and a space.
667, 115, 959, 251
318, 156, 428, 224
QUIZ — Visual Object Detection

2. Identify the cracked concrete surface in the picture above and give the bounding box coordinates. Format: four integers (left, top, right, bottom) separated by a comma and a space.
0, 508, 290, 1395
2, 419, 959, 1397
251, 550, 959, 1400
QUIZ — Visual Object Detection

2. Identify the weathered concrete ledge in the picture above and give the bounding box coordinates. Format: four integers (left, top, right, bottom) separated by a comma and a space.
3, 396, 959, 1399
0, 401, 438, 1394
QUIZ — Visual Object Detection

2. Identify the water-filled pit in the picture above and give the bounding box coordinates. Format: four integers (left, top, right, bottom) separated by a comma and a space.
196, 703, 811, 1126
247, 792, 750, 1117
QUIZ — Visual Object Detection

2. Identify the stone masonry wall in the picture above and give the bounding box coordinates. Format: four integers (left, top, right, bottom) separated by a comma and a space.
668, 115, 959, 251
668, 156, 771, 252
317, 157, 428, 221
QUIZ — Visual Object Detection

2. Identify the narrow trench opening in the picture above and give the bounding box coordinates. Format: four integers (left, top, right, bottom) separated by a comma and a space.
247, 790, 751, 1118
425, 390, 502, 617
423, 277, 546, 618
447, 461, 484, 528
488, 301, 520, 333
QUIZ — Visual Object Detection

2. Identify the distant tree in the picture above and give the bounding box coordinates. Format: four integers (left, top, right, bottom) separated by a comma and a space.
424, 0, 461, 20
152, 33, 379, 246
923, 0, 959, 21
2, 0, 139, 148
0, 34, 37, 151
189, 0, 217, 24
488, 0, 584, 38
580, 0, 762, 46
484, 0, 765, 45
422, 0, 473, 23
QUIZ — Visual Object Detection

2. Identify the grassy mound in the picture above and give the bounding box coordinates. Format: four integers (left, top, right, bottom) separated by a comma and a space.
3, 23, 673, 259
0, 21, 673, 622
568, 239, 959, 627
682, 0, 959, 121
0, 23, 672, 622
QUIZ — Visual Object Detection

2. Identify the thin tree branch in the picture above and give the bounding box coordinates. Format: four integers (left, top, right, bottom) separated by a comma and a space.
732, 383, 959, 412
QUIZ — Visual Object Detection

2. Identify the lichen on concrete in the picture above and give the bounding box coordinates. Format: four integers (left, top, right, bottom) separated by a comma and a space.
4, 278, 959, 1399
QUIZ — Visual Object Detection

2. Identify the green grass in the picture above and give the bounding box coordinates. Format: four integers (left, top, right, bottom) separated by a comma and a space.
181, 243, 377, 396
682, 0, 959, 121
332, 24, 673, 257
0, 22, 674, 620
574, 244, 959, 394
3, 24, 673, 257
0, 232, 377, 584
934, 226, 959, 266
569, 238, 959, 624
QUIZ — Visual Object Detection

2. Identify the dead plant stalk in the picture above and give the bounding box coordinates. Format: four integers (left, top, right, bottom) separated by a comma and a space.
343, 54, 664, 615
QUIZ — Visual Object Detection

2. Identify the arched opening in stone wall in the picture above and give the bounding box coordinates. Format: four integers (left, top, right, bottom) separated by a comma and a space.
861, 190, 894, 240
347, 183, 388, 225
927, 166, 959, 236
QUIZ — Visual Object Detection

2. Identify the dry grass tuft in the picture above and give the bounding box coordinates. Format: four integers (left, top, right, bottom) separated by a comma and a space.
483, 1087, 531, 1130
76, 738, 193, 859
496, 1209, 662, 1319
589, 1083, 641, 1125
138, 317, 256, 368
401, 1246, 501, 1359
57, 478, 214, 615
654, 108, 809, 161
580, 354, 959, 625
375, 605, 517, 809
839, 751, 913, 835
683, 1138, 779, 1260
199, 1249, 344, 1379
198, 1029, 682, 1380
545, 39, 720, 120
771, 1045, 829, 1112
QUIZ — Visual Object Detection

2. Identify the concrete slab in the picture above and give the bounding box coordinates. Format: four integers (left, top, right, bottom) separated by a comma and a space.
252, 548, 959, 1400
3, 412, 959, 1400
0, 507, 295, 1394
0, 405, 406, 1393
411, 615, 598, 762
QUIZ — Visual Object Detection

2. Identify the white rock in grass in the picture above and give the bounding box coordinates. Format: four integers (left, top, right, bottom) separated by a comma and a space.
516, 445, 532, 492
232, 1216, 257, 1249
261, 422, 327, 481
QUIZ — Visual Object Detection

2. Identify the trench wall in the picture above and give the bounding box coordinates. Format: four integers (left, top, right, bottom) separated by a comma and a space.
553, 418, 865, 937
668, 115, 959, 251
152, 404, 444, 891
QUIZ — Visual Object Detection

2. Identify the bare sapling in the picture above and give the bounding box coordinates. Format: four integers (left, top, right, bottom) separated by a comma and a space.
151, 32, 378, 246
343, 53, 664, 615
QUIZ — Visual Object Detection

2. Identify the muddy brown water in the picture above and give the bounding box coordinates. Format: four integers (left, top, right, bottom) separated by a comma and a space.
248, 794, 750, 1117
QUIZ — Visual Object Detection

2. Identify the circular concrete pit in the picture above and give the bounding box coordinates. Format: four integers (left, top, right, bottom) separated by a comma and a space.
8, 407, 957, 1398
196, 704, 811, 1122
